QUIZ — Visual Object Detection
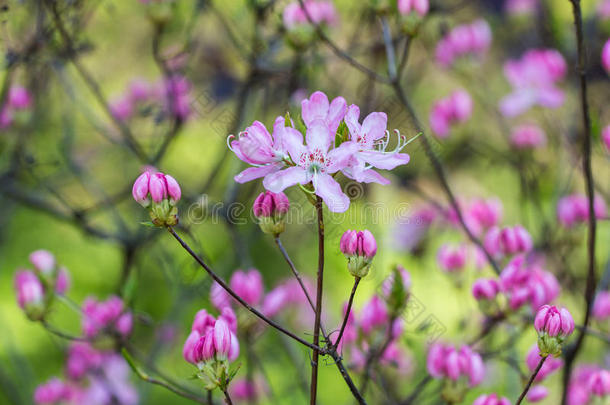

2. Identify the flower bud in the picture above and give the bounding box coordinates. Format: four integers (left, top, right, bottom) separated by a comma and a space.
8, 86, 32, 110
14, 270, 45, 320
55, 267, 70, 295
473, 393, 511, 405
340, 229, 377, 278
213, 319, 232, 360
472, 278, 502, 316
183, 330, 200, 364
527, 385, 548, 402
192, 309, 216, 335
382, 265, 411, 317
603, 39, 610, 74
228, 331, 240, 362
229, 269, 263, 306
437, 243, 467, 273
29, 250, 56, 275
132, 170, 181, 226
534, 305, 574, 357
588, 370, 610, 397
593, 291, 610, 321
34, 378, 69, 404
253, 191, 290, 235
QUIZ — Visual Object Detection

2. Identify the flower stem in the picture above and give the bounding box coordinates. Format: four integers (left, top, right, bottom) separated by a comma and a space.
310, 196, 325, 405
166, 226, 324, 353
515, 356, 547, 405
333, 277, 361, 351
222, 389, 234, 405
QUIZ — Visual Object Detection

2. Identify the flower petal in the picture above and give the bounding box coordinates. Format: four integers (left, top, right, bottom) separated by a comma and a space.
234, 163, 281, 183
361, 112, 388, 141
328, 96, 347, 133
302, 91, 330, 127
359, 151, 410, 170
312, 173, 350, 213
327, 141, 359, 173
306, 120, 332, 152
344, 104, 361, 141
263, 166, 308, 192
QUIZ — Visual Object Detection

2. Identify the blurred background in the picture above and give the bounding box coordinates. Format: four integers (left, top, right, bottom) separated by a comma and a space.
0, 0, 609, 404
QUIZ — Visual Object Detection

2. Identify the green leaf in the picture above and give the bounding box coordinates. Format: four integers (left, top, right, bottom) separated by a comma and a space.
139, 221, 157, 228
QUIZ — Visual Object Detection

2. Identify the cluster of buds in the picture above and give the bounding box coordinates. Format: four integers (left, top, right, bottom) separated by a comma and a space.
568, 365, 610, 405
471, 278, 502, 316
557, 193, 607, 228
473, 393, 511, 405
82, 296, 133, 340
14, 250, 70, 321
534, 304, 574, 357
499, 254, 559, 311
429, 90, 473, 138
132, 169, 181, 226
484, 224, 533, 258
435, 19, 492, 68
253, 191, 290, 236
427, 343, 485, 403
340, 229, 377, 278
183, 309, 239, 391
397, 0, 429, 17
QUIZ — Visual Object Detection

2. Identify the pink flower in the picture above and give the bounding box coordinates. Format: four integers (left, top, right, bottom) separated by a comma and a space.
360, 295, 388, 334
473, 393, 511, 405
437, 243, 467, 273
527, 385, 548, 402
283, 1, 338, 29
229, 378, 260, 402
220, 307, 238, 334
593, 291, 610, 321
230, 116, 304, 183
526, 344, 563, 382
162, 75, 192, 120
343, 104, 410, 184
34, 378, 69, 404
505, 0, 538, 16
29, 250, 56, 274
557, 194, 607, 228
262, 120, 358, 212
192, 309, 216, 334
397, 0, 429, 17
429, 90, 473, 138
472, 278, 500, 300
510, 124, 547, 149
110, 96, 133, 121
132, 170, 181, 207
603, 39, 610, 74
81, 295, 132, 338
499, 48, 566, 117
588, 370, 610, 397
211, 281, 232, 310
8, 86, 32, 110
302, 91, 346, 134
467, 198, 503, 235
253, 191, 290, 217
229, 269, 264, 306
534, 304, 574, 338
213, 318, 232, 359
183, 330, 201, 364
427, 343, 485, 386
484, 225, 532, 258
500, 255, 560, 311
55, 268, 70, 295
602, 126, 610, 151
128, 78, 153, 102
14, 270, 44, 313
435, 19, 492, 68
66, 342, 103, 380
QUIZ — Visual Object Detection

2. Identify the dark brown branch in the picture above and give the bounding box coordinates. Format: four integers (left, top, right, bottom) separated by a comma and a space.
309, 196, 325, 405
515, 356, 547, 405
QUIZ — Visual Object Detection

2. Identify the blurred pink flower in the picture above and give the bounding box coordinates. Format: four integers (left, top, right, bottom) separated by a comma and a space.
437, 243, 468, 273
557, 193, 607, 228
526, 344, 563, 382
593, 291, 610, 321
427, 343, 485, 387
229, 269, 264, 306
603, 39, 610, 74
429, 90, 473, 138
510, 124, 547, 149
435, 19, 492, 68
283, 0, 338, 29
398, 0, 429, 17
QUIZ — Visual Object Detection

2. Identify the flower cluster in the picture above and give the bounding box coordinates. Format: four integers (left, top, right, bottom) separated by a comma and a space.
82, 295, 133, 339
183, 308, 239, 391
557, 193, 607, 228
534, 304, 574, 357
132, 168, 181, 226
499, 48, 567, 117
473, 393, 511, 405
110, 76, 191, 122
567, 365, 610, 405
14, 250, 70, 321
228, 91, 411, 212
397, 0, 429, 17
429, 89, 473, 138
427, 343, 485, 402
339, 229, 377, 278
0, 85, 33, 130
484, 224, 533, 259
510, 124, 547, 149
435, 19, 492, 68
34, 343, 137, 405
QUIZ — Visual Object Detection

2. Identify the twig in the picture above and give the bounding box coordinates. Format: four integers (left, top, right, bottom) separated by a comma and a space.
309, 196, 325, 405
332, 277, 360, 351
561, 2, 598, 403
166, 226, 324, 352
515, 356, 547, 405
222, 389, 234, 405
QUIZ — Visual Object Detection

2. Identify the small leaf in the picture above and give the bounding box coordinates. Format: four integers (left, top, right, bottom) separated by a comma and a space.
139, 221, 157, 228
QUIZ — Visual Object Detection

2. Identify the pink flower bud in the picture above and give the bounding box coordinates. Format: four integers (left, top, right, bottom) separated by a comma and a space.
398, 0, 429, 16
427, 343, 447, 378
253, 191, 290, 217
229, 269, 263, 306
148, 172, 168, 203
472, 278, 500, 300
437, 243, 467, 273
557, 194, 607, 228
14, 270, 44, 311
262, 285, 289, 318
593, 291, 610, 321
360, 296, 388, 334
164, 174, 181, 203
29, 250, 56, 274
510, 124, 547, 149
194, 329, 215, 363
603, 39, 610, 74
110, 96, 133, 121
219, 307, 238, 334
8, 86, 32, 110
183, 330, 200, 364
211, 281, 232, 310
588, 370, 610, 397
229, 378, 259, 402
468, 198, 502, 231
132, 171, 151, 207
527, 385, 548, 402
66, 342, 102, 380
534, 305, 574, 338
34, 378, 69, 404
228, 331, 240, 362
213, 318, 232, 358
116, 312, 133, 337
526, 344, 563, 382
473, 393, 511, 405
129, 79, 152, 102
450, 90, 473, 122
339, 230, 377, 259
55, 267, 70, 295
192, 309, 216, 335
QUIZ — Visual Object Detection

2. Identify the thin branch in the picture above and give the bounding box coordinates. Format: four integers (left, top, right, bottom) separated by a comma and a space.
561, 2, 598, 403
166, 226, 324, 352
309, 196, 325, 405
332, 277, 360, 351
515, 356, 547, 405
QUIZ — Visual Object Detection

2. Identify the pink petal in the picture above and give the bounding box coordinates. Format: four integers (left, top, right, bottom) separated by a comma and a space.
263, 166, 308, 193
234, 163, 282, 184
312, 173, 350, 213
